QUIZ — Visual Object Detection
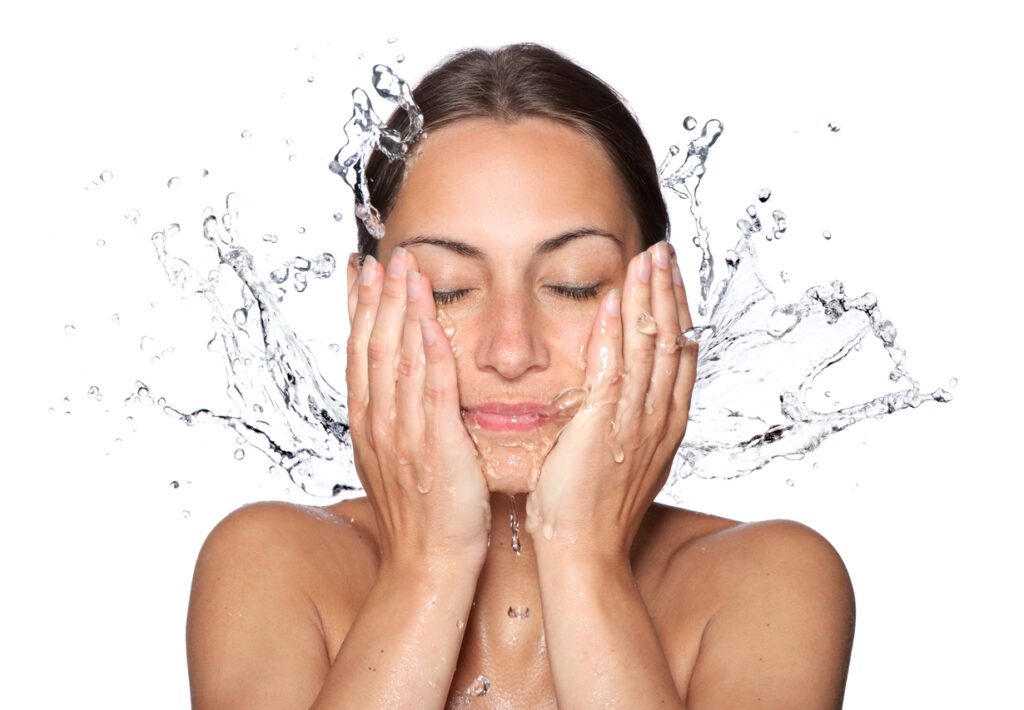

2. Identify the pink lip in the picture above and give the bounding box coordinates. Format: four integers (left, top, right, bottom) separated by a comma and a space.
462, 401, 556, 433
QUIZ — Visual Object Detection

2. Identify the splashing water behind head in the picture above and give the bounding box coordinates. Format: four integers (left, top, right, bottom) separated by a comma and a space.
120, 59, 949, 502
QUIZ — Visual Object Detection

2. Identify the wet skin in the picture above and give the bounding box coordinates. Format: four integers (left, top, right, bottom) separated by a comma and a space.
186, 117, 855, 709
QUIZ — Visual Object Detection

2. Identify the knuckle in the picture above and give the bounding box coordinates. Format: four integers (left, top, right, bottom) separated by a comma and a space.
345, 337, 364, 363
422, 382, 446, 408
366, 335, 391, 364
397, 349, 420, 378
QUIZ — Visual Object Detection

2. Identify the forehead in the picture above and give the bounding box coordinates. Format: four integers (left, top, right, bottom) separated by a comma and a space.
382, 116, 640, 257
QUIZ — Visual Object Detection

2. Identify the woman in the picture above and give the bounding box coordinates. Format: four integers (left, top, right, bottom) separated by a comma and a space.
186, 43, 855, 708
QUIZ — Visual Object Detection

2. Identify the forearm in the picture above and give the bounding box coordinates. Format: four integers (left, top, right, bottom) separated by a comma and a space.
534, 543, 685, 709
311, 559, 482, 709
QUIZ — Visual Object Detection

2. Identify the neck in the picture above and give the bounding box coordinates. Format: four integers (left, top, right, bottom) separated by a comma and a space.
466, 493, 544, 652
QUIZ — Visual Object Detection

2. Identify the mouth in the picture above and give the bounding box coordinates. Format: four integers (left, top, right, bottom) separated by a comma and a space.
461, 401, 558, 433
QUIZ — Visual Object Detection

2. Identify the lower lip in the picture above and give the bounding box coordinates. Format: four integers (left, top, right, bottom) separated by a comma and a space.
464, 410, 548, 432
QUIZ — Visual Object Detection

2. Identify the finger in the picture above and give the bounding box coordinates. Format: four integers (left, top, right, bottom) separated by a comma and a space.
344, 254, 388, 505
668, 245, 698, 433
584, 286, 624, 408
347, 252, 361, 326
367, 246, 410, 438
419, 316, 464, 438
647, 241, 682, 420
667, 243, 693, 332
345, 254, 383, 416
619, 248, 656, 439
395, 269, 430, 453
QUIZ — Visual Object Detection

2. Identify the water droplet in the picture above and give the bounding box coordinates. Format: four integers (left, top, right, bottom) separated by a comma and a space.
95, 238, 106, 247
64, 324, 76, 336
822, 230, 832, 240
240, 129, 252, 139
306, 75, 315, 83
297, 226, 306, 234
311, 253, 336, 278
181, 510, 191, 519
288, 154, 296, 162
292, 256, 312, 271
507, 606, 531, 619
328, 343, 340, 353
396, 54, 405, 63
758, 188, 771, 202
170, 480, 179, 489
780, 271, 791, 283
456, 619, 465, 630
99, 170, 113, 183
201, 168, 209, 177
636, 312, 658, 335
466, 675, 490, 697
683, 115, 697, 130
87, 385, 101, 400
333, 212, 344, 222
270, 267, 289, 284
949, 377, 958, 388
828, 122, 840, 132
234, 448, 245, 460
668, 144, 680, 156
387, 36, 399, 44
166, 176, 180, 189
542, 521, 554, 541
357, 53, 364, 60
85, 181, 99, 191
294, 272, 308, 292
786, 478, 795, 487
824, 391, 831, 398
262, 233, 278, 243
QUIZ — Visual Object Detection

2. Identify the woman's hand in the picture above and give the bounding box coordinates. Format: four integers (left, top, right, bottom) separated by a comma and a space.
346, 247, 492, 573
524, 241, 697, 562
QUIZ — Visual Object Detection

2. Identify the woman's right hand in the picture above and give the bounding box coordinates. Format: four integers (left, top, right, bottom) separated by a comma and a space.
345, 246, 492, 573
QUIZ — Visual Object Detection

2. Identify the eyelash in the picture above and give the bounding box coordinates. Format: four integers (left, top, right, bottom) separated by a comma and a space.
431, 284, 601, 306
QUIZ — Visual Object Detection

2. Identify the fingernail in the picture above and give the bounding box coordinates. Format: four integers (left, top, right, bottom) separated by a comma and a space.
636, 252, 652, 283
361, 254, 377, 284
605, 288, 620, 315
671, 259, 683, 285
419, 317, 437, 346
654, 242, 670, 269
387, 246, 406, 277
407, 270, 422, 301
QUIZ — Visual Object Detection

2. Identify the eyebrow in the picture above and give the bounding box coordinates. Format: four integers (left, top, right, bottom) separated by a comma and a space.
396, 226, 624, 259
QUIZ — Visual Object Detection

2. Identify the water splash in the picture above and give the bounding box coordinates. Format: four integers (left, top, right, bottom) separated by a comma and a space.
84, 62, 951, 505
328, 64, 424, 240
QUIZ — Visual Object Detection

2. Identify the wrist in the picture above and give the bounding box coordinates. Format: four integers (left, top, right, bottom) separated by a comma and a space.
530, 529, 633, 575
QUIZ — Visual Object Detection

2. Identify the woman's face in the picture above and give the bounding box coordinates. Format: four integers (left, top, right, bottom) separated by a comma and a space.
376, 116, 644, 495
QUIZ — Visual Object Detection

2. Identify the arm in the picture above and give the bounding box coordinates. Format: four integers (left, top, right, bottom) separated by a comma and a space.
186, 502, 484, 710
312, 556, 483, 709
533, 540, 685, 709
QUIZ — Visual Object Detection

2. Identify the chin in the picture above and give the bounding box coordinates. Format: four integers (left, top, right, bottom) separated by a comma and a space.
476, 439, 551, 496
484, 468, 536, 496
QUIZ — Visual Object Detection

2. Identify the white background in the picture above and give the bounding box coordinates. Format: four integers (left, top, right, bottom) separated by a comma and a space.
2, 1, 1020, 707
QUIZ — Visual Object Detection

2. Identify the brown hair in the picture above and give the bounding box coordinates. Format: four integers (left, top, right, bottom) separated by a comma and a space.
355, 42, 669, 257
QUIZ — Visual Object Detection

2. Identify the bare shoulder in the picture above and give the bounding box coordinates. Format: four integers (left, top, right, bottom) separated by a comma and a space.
660, 512, 856, 708
186, 500, 378, 709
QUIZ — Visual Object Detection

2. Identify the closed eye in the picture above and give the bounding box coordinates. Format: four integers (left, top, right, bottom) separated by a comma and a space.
431, 284, 601, 305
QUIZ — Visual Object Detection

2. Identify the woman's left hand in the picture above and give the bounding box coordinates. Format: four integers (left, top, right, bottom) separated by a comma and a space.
524, 241, 698, 562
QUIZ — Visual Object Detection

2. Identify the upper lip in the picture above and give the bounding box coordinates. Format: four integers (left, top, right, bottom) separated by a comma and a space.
462, 400, 558, 417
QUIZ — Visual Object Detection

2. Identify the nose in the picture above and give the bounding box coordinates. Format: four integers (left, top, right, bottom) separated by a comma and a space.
473, 289, 550, 381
